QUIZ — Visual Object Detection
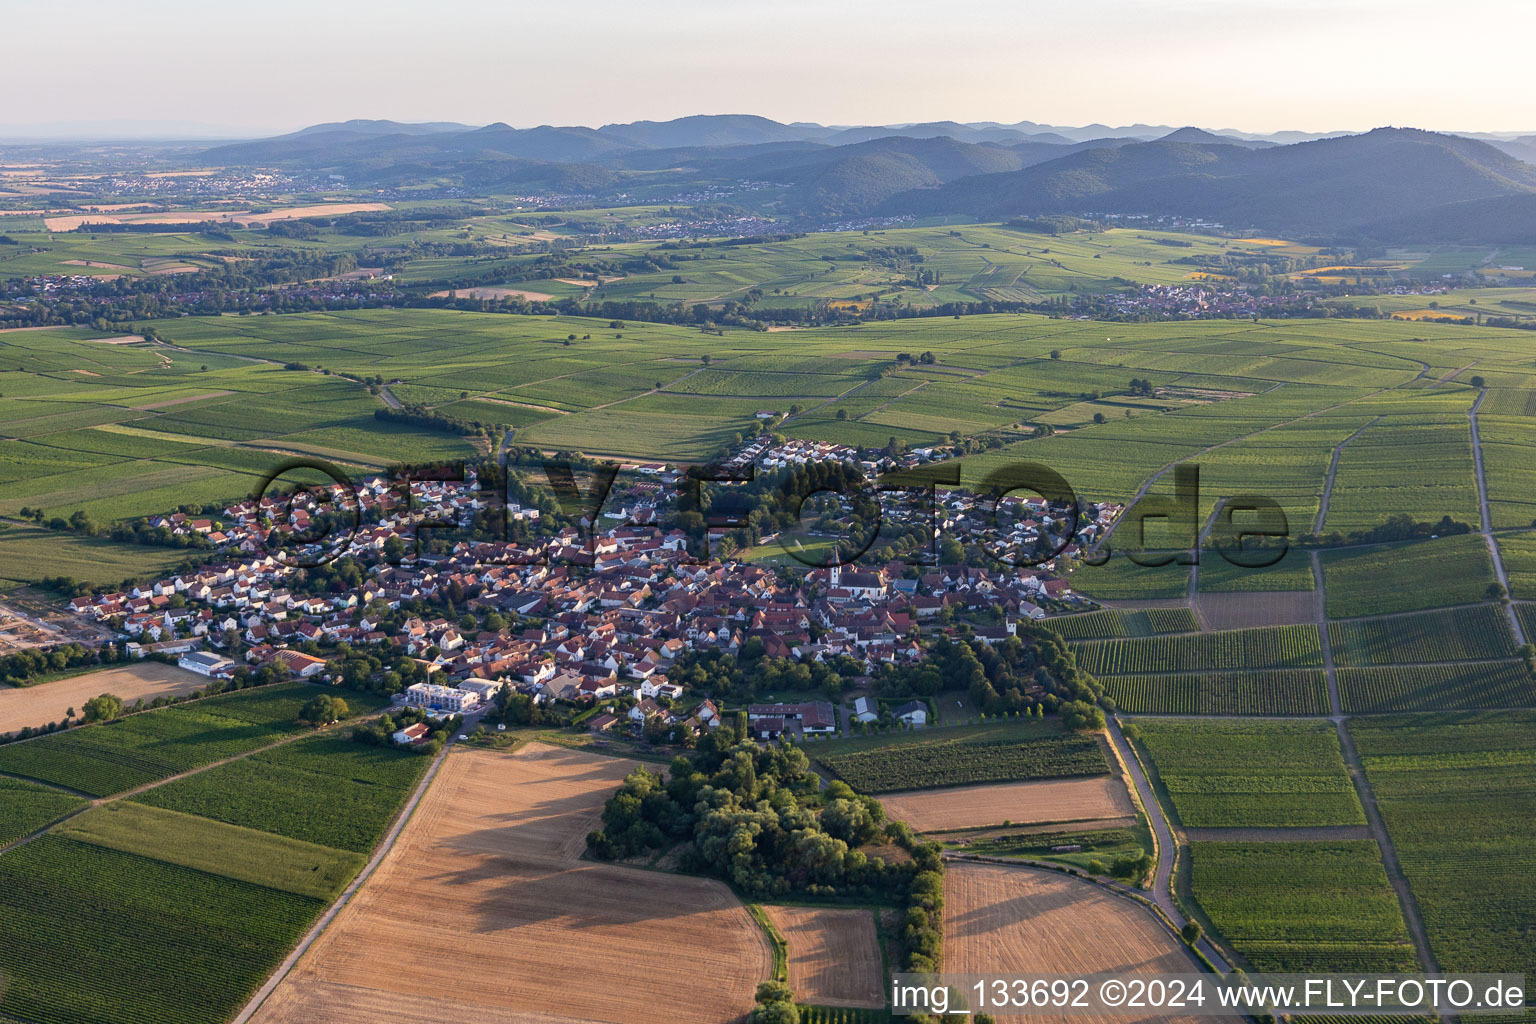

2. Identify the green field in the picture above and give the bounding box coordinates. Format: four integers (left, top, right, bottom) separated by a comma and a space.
133, 732, 430, 852
1319, 535, 1496, 618
1190, 841, 1420, 973
0, 683, 387, 796
0, 836, 327, 1024
1350, 712, 1536, 980
55, 801, 364, 900
1102, 669, 1330, 716
812, 719, 1108, 793
1326, 604, 1517, 665
0, 776, 86, 846
1074, 625, 1323, 675
1136, 720, 1365, 828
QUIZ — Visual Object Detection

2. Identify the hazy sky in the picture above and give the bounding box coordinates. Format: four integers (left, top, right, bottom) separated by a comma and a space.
9, 0, 1535, 136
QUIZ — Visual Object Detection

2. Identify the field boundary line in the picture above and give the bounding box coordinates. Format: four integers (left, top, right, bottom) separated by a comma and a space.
1314, 414, 1382, 533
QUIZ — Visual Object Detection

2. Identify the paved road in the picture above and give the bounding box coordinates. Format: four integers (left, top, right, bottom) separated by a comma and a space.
377, 384, 403, 410
1469, 388, 1526, 644
1106, 716, 1232, 972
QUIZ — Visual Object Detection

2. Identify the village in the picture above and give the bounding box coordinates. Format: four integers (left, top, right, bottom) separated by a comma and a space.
51, 441, 1120, 746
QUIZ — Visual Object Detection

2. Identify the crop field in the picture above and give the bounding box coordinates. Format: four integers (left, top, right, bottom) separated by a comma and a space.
1350, 712, 1536, 980
0, 775, 85, 847
1044, 607, 1198, 640
1101, 668, 1330, 715
0, 661, 211, 738
1189, 842, 1419, 973
1326, 605, 1516, 665
943, 862, 1200, 1024
1073, 624, 1323, 675
1135, 720, 1365, 828
55, 801, 364, 900
0, 836, 327, 1024
1319, 535, 1497, 618
815, 723, 1109, 794
0, 683, 386, 796
762, 906, 884, 1009
10, 308, 1536, 584
1337, 662, 1536, 712
133, 732, 429, 852
876, 776, 1135, 832
248, 743, 771, 1024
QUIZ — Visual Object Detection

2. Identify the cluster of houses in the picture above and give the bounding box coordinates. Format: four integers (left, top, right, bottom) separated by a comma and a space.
57, 460, 1117, 736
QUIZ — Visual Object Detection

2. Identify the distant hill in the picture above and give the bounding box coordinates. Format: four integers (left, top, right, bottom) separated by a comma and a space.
879, 128, 1536, 235
734, 135, 1029, 216
1157, 126, 1274, 149
597, 114, 837, 149
1360, 192, 1536, 244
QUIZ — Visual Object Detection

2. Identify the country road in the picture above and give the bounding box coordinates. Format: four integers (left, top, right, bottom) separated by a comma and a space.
1106, 716, 1232, 972
1469, 388, 1526, 644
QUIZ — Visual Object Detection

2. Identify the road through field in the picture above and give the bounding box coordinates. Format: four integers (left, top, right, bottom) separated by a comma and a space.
1105, 717, 1231, 972
1469, 388, 1525, 644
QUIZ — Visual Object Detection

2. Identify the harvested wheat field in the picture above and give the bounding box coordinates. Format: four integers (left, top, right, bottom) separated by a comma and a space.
945, 862, 1199, 1023
763, 906, 884, 1008
878, 776, 1134, 832
0, 662, 210, 736
249, 743, 770, 1024
428, 285, 554, 301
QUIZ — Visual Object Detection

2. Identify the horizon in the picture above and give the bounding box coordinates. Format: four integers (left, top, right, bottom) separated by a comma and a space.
6, 0, 1536, 139
2, 114, 1534, 144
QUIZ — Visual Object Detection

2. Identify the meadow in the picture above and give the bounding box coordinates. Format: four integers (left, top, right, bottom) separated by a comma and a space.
1135, 720, 1365, 828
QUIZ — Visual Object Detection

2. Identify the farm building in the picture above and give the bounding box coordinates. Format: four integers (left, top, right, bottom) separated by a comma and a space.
177, 651, 237, 678
391, 722, 430, 745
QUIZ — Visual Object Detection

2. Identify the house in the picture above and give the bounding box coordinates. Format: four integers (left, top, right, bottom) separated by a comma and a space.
891, 700, 928, 726
273, 650, 328, 678
628, 697, 662, 722
178, 651, 236, 678
392, 722, 430, 745
748, 701, 837, 738
852, 695, 879, 723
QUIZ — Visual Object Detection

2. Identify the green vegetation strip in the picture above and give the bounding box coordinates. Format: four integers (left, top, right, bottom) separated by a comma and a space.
55, 802, 365, 900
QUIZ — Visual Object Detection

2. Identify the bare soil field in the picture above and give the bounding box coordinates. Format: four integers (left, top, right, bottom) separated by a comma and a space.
1195, 590, 1317, 630
944, 862, 1199, 1023
763, 906, 884, 1009
878, 776, 1135, 832
0, 662, 209, 736
249, 743, 770, 1024
428, 286, 555, 301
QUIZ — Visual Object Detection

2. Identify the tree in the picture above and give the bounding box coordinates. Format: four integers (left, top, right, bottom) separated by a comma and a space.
1181, 921, 1203, 945
299, 694, 349, 726
82, 693, 124, 723
1050, 349, 1061, 359
749, 982, 799, 1024
1092, 412, 1107, 424
1470, 375, 1486, 389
